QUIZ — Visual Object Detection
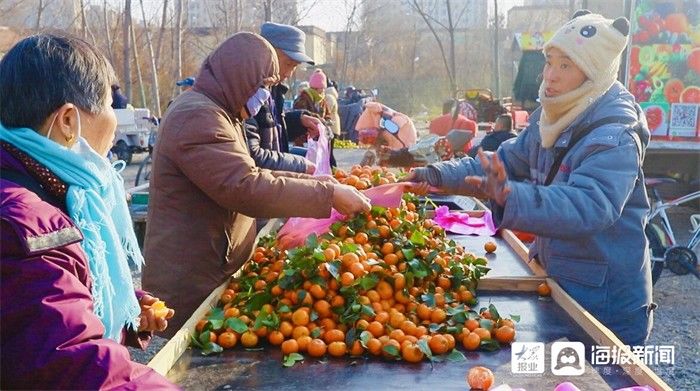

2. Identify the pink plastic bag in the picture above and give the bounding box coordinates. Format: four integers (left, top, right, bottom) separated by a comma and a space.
432, 205, 497, 236
305, 123, 331, 176
277, 183, 413, 249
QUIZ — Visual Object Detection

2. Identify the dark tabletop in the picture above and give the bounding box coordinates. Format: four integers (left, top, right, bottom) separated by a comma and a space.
166, 292, 637, 391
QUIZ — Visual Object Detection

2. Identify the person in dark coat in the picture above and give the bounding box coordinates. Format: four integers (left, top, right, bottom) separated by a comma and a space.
260, 22, 325, 156
111, 84, 128, 109
468, 114, 517, 157
0, 33, 176, 390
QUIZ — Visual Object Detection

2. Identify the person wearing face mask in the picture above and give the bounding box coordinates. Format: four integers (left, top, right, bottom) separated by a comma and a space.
407, 11, 654, 346
244, 84, 316, 173
239, 22, 326, 173
143, 32, 371, 336
0, 33, 177, 389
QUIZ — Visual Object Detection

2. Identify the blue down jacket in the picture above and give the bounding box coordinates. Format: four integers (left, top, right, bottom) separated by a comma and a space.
420, 82, 653, 345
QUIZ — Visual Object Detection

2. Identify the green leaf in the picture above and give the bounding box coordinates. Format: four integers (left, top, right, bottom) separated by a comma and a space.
361, 305, 376, 317
207, 307, 225, 321
402, 248, 416, 261
452, 311, 467, 324
421, 292, 436, 307
445, 349, 466, 362
480, 339, 501, 352
277, 304, 291, 313
246, 292, 273, 312
345, 328, 356, 345
509, 314, 521, 323
359, 331, 372, 347
312, 248, 326, 262
382, 344, 400, 357
200, 341, 223, 355
416, 339, 433, 358
371, 205, 386, 216
310, 310, 319, 322
305, 234, 318, 249
225, 318, 249, 334
283, 353, 304, 367
326, 261, 341, 279
357, 273, 380, 290
297, 289, 307, 302
405, 271, 414, 288
479, 319, 494, 331
341, 242, 359, 254
199, 330, 213, 345
488, 304, 501, 320
311, 327, 322, 338
190, 334, 204, 349
429, 323, 445, 333
209, 318, 224, 330
409, 230, 426, 246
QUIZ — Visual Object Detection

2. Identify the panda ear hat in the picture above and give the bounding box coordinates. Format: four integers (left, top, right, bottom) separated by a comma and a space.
544, 10, 630, 87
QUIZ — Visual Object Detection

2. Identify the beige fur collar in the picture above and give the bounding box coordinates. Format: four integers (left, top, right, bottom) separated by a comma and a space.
538, 79, 612, 148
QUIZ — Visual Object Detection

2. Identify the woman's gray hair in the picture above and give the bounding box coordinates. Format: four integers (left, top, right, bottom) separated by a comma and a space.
0, 32, 116, 130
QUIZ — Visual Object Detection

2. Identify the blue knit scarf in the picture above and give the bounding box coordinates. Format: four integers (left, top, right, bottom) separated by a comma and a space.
0, 125, 142, 341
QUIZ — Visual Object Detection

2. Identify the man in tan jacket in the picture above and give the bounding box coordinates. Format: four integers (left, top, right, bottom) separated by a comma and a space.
143, 32, 370, 336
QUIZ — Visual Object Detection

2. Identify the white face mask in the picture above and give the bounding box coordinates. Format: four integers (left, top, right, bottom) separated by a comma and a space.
245, 87, 271, 118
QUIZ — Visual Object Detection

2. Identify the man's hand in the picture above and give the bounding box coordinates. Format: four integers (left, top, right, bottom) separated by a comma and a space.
332, 184, 371, 215
137, 294, 175, 332
305, 160, 316, 174
464, 149, 511, 206
301, 114, 322, 138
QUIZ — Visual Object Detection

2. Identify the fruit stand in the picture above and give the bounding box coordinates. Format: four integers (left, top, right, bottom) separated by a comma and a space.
628, 0, 700, 187
147, 194, 671, 391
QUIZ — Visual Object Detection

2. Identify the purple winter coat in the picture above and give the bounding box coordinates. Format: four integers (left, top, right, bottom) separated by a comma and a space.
0, 147, 177, 390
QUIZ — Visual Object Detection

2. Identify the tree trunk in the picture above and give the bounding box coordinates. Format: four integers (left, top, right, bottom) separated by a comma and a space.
493, 0, 500, 99
446, 0, 456, 93
123, 0, 132, 101
410, 0, 456, 94
233, 0, 240, 32
35, 0, 44, 32
140, 0, 161, 116
80, 0, 87, 39
131, 20, 147, 108
172, 0, 183, 101
103, 0, 114, 63
264, 0, 272, 22
154, 0, 169, 70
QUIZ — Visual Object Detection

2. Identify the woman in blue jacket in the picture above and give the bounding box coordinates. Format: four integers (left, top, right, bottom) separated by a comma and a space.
409, 11, 653, 346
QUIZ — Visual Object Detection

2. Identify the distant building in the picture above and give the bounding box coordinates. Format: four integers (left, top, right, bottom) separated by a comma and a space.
298, 25, 329, 66
0, 0, 79, 30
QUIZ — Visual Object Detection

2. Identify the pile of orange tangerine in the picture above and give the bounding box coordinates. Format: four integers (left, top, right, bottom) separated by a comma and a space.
192, 180, 518, 365
333, 165, 400, 190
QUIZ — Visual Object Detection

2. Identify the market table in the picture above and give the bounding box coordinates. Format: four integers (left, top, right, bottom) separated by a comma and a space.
164, 291, 635, 391
147, 196, 670, 390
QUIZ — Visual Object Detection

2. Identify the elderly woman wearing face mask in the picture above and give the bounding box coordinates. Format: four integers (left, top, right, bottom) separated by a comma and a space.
143, 32, 371, 336
0, 33, 177, 389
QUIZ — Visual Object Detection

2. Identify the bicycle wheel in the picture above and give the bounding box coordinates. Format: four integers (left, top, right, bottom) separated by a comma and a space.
135, 155, 152, 186
645, 223, 667, 285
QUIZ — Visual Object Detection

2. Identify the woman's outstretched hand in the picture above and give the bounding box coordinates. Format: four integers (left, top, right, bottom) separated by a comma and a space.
464, 149, 511, 206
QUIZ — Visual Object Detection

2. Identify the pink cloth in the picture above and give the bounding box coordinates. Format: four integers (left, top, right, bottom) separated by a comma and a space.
277, 183, 413, 249
432, 206, 497, 236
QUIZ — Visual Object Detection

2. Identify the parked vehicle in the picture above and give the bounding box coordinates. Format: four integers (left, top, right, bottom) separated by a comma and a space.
111, 108, 156, 164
